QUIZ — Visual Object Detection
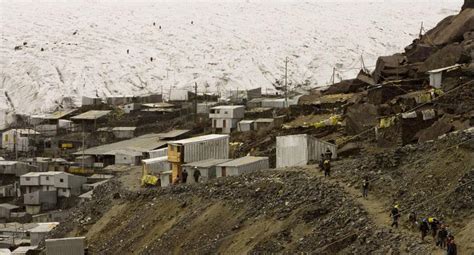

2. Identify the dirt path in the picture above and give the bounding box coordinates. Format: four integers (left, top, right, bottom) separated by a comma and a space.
300, 166, 445, 254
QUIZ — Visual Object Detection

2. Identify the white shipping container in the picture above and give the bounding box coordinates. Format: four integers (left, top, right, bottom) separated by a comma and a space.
149, 148, 168, 158
169, 134, 229, 163
276, 134, 336, 168
216, 156, 269, 177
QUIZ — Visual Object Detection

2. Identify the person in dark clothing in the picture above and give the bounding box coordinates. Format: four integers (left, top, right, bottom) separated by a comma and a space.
127, 49, 129, 54
390, 205, 400, 228
362, 176, 369, 198
419, 219, 429, 241
324, 148, 333, 161
182, 169, 188, 183
193, 168, 201, 183
153, 22, 156, 26
429, 218, 439, 240
408, 211, 417, 229
437, 225, 448, 248
319, 154, 325, 171
446, 235, 457, 255
323, 160, 330, 177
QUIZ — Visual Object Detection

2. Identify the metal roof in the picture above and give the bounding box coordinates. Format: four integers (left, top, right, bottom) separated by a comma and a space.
427, 64, 462, 74
142, 102, 175, 108
157, 129, 191, 139
183, 158, 232, 168
31, 109, 77, 120
169, 134, 229, 145
142, 156, 167, 164
73, 134, 167, 155
5, 129, 40, 135
21, 171, 66, 177
0, 203, 19, 210
70, 110, 111, 120
211, 105, 245, 110
29, 222, 59, 233
239, 120, 255, 124
112, 127, 137, 131
255, 118, 274, 123
217, 156, 268, 167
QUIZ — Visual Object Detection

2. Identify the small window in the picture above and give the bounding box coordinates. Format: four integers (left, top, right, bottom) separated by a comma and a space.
224, 111, 228, 114
63, 188, 67, 192
26, 177, 30, 181
60, 178, 64, 183
45, 176, 49, 181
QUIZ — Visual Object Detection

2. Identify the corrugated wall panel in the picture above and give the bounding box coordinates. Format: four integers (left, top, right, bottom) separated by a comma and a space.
276, 135, 308, 168
183, 137, 229, 163
307, 136, 337, 162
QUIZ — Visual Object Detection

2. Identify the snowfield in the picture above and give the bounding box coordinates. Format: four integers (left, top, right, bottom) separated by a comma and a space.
0, 0, 463, 115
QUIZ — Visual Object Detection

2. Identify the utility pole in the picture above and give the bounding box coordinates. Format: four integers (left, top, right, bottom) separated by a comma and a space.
194, 82, 198, 124
419, 22, 424, 39
332, 67, 336, 85
81, 121, 85, 172
284, 57, 288, 108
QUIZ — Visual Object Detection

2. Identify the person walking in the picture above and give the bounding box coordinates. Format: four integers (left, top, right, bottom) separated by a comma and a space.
319, 154, 325, 172
362, 176, 369, 198
182, 169, 188, 184
437, 225, 448, 248
390, 205, 400, 228
429, 217, 439, 241
419, 218, 429, 241
323, 159, 331, 177
446, 235, 457, 255
193, 168, 201, 183
324, 148, 333, 161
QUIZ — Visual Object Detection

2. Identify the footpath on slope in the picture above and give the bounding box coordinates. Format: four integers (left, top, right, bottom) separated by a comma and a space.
302, 166, 447, 254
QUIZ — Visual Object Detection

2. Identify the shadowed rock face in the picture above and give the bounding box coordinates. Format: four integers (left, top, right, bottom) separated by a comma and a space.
463, 0, 474, 10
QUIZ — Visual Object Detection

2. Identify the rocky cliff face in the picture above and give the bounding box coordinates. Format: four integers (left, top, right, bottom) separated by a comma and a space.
463, 0, 474, 10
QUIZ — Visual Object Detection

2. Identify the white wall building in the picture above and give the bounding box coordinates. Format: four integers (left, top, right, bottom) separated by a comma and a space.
209, 105, 245, 133
2, 129, 40, 152
216, 156, 269, 177
276, 134, 337, 168
20, 172, 86, 198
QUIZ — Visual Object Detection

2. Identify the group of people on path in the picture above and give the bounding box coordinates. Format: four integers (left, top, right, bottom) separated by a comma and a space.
319, 148, 333, 177
391, 206, 457, 254
174, 167, 201, 185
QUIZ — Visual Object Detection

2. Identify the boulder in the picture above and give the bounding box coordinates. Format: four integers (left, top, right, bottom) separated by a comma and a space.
405, 43, 437, 63
464, 31, 474, 41
417, 119, 453, 142
372, 54, 407, 83
462, 0, 474, 10
345, 103, 378, 135
420, 43, 467, 72
421, 9, 474, 46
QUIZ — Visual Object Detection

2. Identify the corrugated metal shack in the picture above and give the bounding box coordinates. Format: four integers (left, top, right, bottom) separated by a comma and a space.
276, 134, 337, 168
148, 148, 168, 158
238, 120, 255, 132
168, 134, 229, 182
216, 156, 269, 177
45, 237, 85, 255
112, 127, 136, 139
182, 158, 231, 183
142, 156, 170, 175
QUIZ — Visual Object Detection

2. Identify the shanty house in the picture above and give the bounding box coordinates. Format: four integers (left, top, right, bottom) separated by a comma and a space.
209, 105, 245, 133
1, 129, 40, 152
72, 133, 167, 167
168, 134, 229, 183
81, 96, 102, 106
23, 190, 58, 214
112, 149, 143, 165
237, 120, 255, 132
0, 161, 37, 176
276, 134, 337, 168
45, 237, 86, 255
112, 127, 136, 139
120, 103, 141, 114
169, 89, 194, 101
70, 110, 111, 131
148, 148, 168, 158
20, 171, 87, 197
0, 184, 16, 198
142, 156, 170, 177
106, 95, 135, 106
138, 93, 163, 104
427, 64, 461, 89
216, 156, 269, 177
0, 203, 20, 219
183, 158, 231, 183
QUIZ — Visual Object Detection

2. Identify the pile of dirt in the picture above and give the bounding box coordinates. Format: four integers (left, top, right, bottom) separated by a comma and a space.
55, 170, 435, 254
